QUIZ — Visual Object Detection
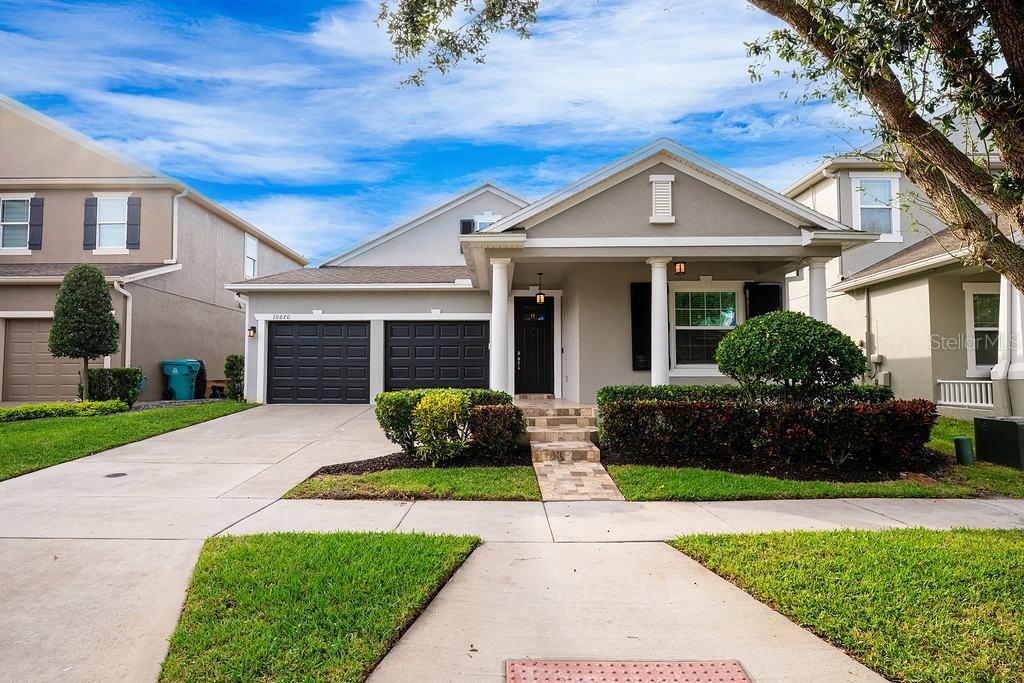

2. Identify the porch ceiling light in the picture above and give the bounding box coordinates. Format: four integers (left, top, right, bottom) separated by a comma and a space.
535, 272, 546, 304
674, 260, 686, 275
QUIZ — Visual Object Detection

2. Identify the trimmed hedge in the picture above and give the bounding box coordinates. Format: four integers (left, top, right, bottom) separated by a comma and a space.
0, 400, 129, 423
595, 383, 894, 413
600, 398, 937, 473
470, 404, 527, 459
374, 388, 515, 457
78, 368, 144, 406
225, 355, 244, 401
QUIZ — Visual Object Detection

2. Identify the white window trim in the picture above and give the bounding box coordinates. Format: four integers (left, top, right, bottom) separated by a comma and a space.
851, 171, 901, 242
473, 211, 502, 231
93, 192, 131, 250
244, 234, 259, 279
0, 194, 34, 252
963, 282, 1000, 378
649, 174, 675, 224
668, 280, 745, 376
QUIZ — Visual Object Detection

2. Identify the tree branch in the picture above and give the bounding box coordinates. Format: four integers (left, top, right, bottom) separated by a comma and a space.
748, 0, 1014, 216
986, 0, 1024, 94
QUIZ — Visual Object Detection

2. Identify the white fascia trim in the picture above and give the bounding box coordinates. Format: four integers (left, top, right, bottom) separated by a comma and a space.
0, 310, 54, 318
523, 236, 806, 248
830, 249, 966, 292
801, 228, 879, 246
121, 262, 183, 283
226, 281, 477, 292
481, 139, 852, 234
255, 312, 490, 321
322, 184, 528, 266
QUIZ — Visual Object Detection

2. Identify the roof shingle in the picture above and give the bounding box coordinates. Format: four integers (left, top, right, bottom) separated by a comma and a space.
0, 262, 166, 278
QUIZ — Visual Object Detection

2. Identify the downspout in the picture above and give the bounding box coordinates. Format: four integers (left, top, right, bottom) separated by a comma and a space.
113, 280, 132, 367
165, 189, 188, 264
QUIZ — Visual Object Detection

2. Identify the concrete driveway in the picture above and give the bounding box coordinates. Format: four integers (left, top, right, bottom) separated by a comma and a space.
0, 404, 389, 683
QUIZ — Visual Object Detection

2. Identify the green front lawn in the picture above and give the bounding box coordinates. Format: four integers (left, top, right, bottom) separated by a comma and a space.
928, 415, 974, 456
673, 529, 1024, 683
287, 466, 541, 501
161, 532, 478, 682
607, 465, 972, 501
0, 401, 252, 481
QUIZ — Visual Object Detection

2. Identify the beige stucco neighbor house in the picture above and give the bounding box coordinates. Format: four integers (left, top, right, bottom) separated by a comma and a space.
228, 139, 876, 405
0, 95, 307, 402
784, 155, 1021, 419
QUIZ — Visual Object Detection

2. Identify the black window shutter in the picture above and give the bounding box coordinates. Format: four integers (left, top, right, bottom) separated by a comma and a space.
28, 197, 43, 250
745, 282, 784, 318
460, 218, 475, 235
126, 196, 142, 249
83, 197, 97, 250
630, 282, 652, 371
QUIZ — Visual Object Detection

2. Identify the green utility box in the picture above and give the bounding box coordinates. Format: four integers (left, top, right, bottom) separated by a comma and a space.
974, 417, 1024, 470
160, 359, 201, 401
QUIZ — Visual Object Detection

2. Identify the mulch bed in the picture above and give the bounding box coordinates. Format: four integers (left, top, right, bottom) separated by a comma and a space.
313, 447, 533, 477
600, 446, 952, 482
130, 399, 224, 412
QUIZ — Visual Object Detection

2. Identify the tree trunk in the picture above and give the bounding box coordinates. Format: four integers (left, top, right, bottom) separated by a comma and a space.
81, 358, 90, 401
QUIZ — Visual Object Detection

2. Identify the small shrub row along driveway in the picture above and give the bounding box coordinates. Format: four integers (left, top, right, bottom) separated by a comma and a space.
0, 401, 252, 481
674, 528, 1024, 683
160, 532, 478, 683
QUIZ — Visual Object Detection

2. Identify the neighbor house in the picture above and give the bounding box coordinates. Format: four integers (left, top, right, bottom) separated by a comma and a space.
0, 95, 307, 402
784, 153, 1022, 418
227, 139, 876, 406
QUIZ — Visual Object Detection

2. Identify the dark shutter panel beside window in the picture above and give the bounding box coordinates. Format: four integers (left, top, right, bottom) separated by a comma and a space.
459, 218, 475, 253
126, 196, 142, 249
630, 282, 652, 371
28, 197, 43, 250
745, 282, 784, 318
83, 197, 97, 250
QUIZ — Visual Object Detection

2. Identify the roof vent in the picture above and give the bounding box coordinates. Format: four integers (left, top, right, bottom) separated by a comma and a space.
649, 174, 675, 224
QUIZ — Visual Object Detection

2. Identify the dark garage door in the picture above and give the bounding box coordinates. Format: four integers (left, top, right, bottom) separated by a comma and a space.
385, 321, 489, 391
267, 322, 370, 403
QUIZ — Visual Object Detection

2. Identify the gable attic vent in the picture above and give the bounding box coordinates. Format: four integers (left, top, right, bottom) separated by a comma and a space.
649, 174, 675, 224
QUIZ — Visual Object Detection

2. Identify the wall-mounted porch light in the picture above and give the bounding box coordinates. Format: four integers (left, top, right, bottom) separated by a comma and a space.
248, 326, 257, 338
674, 260, 686, 275
535, 272, 546, 304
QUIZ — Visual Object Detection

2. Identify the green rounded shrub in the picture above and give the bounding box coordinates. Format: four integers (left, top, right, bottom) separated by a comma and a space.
224, 355, 245, 401
715, 311, 867, 400
412, 389, 471, 466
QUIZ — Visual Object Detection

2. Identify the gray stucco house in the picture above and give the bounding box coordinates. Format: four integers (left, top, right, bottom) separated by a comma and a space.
229, 139, 875, 405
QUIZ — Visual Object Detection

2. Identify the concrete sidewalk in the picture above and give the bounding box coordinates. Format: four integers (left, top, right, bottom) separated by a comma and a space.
220, 496, 1024, 541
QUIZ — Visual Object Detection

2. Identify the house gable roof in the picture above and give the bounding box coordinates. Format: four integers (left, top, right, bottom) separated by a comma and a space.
480, 138, 854, 235
321, 183, 527, 266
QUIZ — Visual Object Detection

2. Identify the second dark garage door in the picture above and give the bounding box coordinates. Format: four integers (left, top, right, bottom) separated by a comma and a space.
385, 321, 489, 391
267, 322, 370, 403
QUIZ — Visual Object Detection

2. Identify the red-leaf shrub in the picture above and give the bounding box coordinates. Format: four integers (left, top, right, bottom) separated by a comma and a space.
600, 398, 938, 475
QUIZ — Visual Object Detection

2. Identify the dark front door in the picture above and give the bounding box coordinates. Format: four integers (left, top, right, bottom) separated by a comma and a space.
514, 296, 554, 394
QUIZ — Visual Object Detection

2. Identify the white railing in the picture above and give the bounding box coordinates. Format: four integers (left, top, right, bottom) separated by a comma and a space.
936, 380, 995, 408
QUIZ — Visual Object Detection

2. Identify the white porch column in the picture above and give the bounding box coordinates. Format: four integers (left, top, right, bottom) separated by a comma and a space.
648, 257, 671, 386
489, 258, 511, 393
807, 257, 829, 323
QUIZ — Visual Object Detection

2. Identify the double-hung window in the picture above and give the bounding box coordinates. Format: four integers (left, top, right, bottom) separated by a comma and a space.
0, 198, 30, 250
852, 173, 900, 241
96, 196, 128, 249
671, 285, 741, 371
244, 234, 258, 278
964, 283, 1000, 377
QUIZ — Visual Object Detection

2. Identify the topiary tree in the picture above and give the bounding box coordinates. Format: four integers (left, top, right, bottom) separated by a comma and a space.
49, 264, 119, 401
715, 311, 866, 402
224, 354, 245, 401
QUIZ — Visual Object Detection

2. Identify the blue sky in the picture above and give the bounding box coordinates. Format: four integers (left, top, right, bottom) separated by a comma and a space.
0, 0, 864, 261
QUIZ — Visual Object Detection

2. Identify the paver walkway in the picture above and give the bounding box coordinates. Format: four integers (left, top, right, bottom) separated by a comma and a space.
3, 404, 1024, 682
533, 461, 625, 501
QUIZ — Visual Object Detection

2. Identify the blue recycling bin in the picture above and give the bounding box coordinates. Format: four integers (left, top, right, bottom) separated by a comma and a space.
160, 359, 201, 400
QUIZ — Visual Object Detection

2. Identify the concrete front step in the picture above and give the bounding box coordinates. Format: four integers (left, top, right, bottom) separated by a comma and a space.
527, 425, 599, 444
530, 441, 602, 463
527, 415, 597, 428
